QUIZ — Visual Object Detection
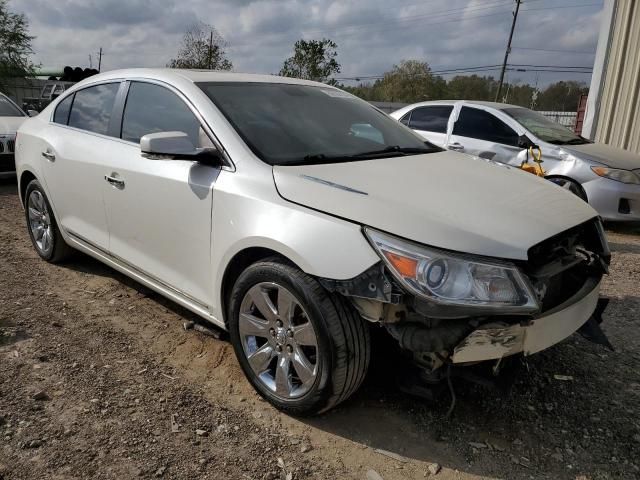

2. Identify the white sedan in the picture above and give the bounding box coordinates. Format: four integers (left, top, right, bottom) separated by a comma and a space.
16, 69, 610, 414
391, 100, 640, 221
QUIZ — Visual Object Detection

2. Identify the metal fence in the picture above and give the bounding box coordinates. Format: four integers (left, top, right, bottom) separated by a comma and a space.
537, 111, 577, 129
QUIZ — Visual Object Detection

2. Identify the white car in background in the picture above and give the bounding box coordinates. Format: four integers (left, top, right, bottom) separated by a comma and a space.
15, 69, 611, 415
0, 93, 31, 179
391, 100, 640, 221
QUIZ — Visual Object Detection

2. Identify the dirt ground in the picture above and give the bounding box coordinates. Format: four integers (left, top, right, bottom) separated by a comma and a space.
1, 178, 639, 480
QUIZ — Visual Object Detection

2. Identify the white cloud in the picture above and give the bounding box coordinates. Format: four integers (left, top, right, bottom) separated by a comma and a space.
9, 0, 603, 85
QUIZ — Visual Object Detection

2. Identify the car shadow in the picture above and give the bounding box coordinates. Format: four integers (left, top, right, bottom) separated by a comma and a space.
299, 296, 640, 479
0, 178, 18, 196
605, 221, 640, 236
57, 249, 639, 480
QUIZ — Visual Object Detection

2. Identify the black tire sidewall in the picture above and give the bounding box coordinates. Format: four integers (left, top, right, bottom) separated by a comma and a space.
228, 261, 335, 414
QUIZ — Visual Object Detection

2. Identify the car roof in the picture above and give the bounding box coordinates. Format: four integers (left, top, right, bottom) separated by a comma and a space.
401, 100, 522, 110
71, 68, 331, 89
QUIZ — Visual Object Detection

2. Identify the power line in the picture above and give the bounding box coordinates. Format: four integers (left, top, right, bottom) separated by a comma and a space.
512, 46, 596, 54
335, 63, 592, 82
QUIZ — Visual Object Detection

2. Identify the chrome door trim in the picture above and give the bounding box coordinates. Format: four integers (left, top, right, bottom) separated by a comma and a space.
65, 229, 214, 315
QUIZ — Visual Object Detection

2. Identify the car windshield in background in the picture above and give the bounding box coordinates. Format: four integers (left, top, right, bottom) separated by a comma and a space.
197, 82, 438, 165
503, 107, 589, 145
0, 96, 25, 117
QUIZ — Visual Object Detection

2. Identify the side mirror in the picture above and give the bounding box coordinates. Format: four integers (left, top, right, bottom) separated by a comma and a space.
27, 110, 38, 117
517, 134, 539, 150
140, 131, 222, 166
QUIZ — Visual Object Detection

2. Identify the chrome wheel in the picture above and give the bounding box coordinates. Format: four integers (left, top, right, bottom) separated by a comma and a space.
28, 190, 53, 255
238, 282, 318, 399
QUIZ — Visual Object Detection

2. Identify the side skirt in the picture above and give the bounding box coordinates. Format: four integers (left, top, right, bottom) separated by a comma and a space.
65, 230, 226, 331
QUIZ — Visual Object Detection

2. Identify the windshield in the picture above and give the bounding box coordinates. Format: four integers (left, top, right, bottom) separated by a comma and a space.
0, 95, 25, 117
503, 107, 588, 145
197, 82, 438, 165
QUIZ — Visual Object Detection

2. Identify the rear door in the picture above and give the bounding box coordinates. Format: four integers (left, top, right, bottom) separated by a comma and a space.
447, 106, 521, 163
102, 80, 220, 307
39, 82, 123, 250
402, 105, 453, 147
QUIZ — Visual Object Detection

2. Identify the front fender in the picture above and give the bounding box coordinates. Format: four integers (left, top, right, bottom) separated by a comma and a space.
210, 184, 379, 321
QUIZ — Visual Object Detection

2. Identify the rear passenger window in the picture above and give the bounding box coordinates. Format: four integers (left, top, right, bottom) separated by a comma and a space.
53, 94, 74, 125
121, 82, 202, 146
453, 107, 519, 146
68, 83, 120, 135
408, 106, 453, 133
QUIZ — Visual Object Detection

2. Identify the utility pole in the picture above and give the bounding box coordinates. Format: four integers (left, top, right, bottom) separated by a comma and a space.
97, 47, 103, 72
89, 54, 92, 69
208, 31, 213, 69
495, 0, 521, 102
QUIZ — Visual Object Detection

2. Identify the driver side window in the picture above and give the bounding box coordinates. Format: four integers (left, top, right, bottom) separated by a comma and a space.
121, 81, 212, 148
453, 107, 519, 146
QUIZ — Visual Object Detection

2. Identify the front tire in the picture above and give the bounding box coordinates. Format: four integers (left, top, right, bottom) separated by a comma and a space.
24, 179, 72, 263
228, 259, 370, 415
547, 176, 588, 202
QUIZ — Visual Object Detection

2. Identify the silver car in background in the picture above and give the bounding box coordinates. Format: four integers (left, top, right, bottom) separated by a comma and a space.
391, 100, 640, 222
0, 92, 30, 179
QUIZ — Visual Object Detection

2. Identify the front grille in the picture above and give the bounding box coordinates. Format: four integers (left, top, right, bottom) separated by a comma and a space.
0, 154, 15, 173
7, 139, 14, 152
525, 219, 608, 312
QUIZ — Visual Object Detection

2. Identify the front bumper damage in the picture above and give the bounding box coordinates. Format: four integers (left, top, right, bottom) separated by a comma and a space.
320, 218, 612, 374
451, 278, 603, 364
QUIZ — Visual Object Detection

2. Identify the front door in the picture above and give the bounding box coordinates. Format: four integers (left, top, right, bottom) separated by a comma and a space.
447, 106, 521, 164
103, 81, 220, 307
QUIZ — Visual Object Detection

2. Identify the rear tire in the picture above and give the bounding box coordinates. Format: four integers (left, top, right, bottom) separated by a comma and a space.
24, 179, 72, 263
228, 259, 370, 415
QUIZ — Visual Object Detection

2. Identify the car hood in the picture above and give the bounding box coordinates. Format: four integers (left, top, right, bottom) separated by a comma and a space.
0, 116, 27, 135
564, 142, 640, 170
273, 152, 598, 261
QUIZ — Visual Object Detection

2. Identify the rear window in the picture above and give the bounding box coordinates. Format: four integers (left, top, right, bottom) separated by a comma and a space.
68, 83, 120, 136
408, 106, 453, 133
53, 95, 74, 125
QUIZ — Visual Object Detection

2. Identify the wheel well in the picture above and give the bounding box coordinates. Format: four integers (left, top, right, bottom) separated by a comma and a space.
220, 247, 292, 326
19, 170, 37, 205
546, 175, 588, 202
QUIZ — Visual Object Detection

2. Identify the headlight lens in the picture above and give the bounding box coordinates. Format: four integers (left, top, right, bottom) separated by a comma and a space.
591, 166, 640, 184
365, 229, 539, 312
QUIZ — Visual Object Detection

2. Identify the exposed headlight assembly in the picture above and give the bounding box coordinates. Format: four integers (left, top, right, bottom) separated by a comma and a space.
365, 229, 539, 313
591, 166, 640, 185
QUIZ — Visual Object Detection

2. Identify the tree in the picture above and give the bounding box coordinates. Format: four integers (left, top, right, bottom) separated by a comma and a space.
376, 60, 446, 103
536, 81, 588, 111
168, 23, 232, 70
0, 0, 36, 92
279, 39, 340, 84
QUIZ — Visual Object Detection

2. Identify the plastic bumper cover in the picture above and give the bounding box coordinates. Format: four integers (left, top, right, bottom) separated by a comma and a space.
451, 278, 601, 363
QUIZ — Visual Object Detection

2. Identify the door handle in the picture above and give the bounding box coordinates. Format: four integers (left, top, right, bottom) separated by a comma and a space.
104, 174, 125, 189
448, 142, 465, 151
41, 151, 56, 162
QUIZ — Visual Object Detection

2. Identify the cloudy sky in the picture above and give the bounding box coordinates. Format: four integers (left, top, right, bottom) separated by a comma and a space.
12, 0, 603, 86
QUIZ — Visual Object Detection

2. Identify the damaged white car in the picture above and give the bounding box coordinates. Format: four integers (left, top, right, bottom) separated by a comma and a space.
15, 69, 610, 415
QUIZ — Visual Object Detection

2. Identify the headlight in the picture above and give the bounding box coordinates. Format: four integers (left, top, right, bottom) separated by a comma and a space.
591, 166, 640, 185
365, 229, 539, 313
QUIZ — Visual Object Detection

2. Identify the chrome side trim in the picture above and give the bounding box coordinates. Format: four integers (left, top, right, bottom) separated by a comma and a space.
300, 174, 368, 195
65, 229, 220, 325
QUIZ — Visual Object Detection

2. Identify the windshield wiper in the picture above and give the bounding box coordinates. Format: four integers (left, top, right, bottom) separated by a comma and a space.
548, 137, 591, 146
302, 145, 438, 164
